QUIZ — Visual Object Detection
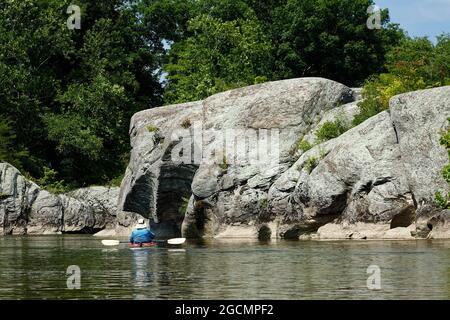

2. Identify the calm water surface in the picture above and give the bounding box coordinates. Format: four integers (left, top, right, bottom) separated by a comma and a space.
0, 235, 449, 299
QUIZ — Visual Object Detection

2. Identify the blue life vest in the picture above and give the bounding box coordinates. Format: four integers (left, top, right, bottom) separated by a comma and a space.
130, 228, 155, 244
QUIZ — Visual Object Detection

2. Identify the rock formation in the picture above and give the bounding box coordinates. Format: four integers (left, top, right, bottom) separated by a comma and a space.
118, 100, 203, 237
119, 77, 450, 240
0, 162, 127, 235
2, 77, 449, 240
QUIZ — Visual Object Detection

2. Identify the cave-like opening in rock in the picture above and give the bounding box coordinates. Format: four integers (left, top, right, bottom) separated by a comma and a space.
122, 172, 156, 219
195, 205, 207, 234
390, 205, 416, 229
258, 224, 272, 241
153, 163, 198, 238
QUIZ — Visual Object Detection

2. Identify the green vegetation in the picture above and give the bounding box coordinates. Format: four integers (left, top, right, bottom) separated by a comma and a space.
298, 140, 313, 153
164, 10, 272, 104
316, 117, 352, 143
305, 156, 320, 173
304, 149, 328, 173
146, 125, 159, 133
219, 155, 229, 170
259, 198, 268, 209
296, 115, 351, 154
163, 0, 402, 104
0, 0, 163, 189
267, 0, 403, 86
35, 167, 71, 194
1, 0, 447, 192
435, 192, 448, 209
354, 35, 450, 126
178, 196, 191, 216
107, 174, 125, 188
435, 119, 450, 209
254, 76, 268, 85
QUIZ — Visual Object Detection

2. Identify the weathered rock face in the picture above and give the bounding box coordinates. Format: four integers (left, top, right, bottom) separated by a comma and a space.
118, 101, 203, 237
121, 78, 450, 240
268, 86, 449, 239
186, 79, 354, 239
269, 111, 414, 237
390, 88, 449, 203
118, 77, 355, 238
0, 162, 121, 235
69, 187, 120, 230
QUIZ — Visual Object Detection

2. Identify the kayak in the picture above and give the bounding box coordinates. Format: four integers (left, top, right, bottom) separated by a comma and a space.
128, 242, 157, 249
101, 238, 186, 247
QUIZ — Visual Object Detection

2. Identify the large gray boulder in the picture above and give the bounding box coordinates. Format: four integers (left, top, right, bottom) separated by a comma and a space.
180, 85, 449, 239
390, 87, 449, 203
270, 86, 450, 239
118, 101, 203, 237
69, 186, 120, 230
269, 110, 414, 237
117, 77, 354, 238
0, 162, 121, 235
115, 80, 450, 240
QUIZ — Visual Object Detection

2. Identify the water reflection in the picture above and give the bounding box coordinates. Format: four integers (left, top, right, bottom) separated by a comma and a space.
0, 236, 449, 299
131, 249, 152, 289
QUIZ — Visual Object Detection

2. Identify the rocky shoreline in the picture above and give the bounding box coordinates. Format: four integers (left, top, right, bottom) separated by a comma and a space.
1, 77, 449, 240
0, 162, 137, 236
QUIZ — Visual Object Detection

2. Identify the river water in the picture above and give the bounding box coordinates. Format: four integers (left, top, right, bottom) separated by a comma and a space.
0, 235, 449, 299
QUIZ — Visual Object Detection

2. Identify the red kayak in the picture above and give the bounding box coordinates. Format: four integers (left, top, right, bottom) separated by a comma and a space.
128, 242, 157, 249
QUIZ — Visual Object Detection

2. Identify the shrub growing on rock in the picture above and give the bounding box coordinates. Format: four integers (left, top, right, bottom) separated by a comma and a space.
36, 167, 70, 194
147, 125, 159, 133
178, 196, 191, 216
219, 155, 229, 170
305, 156, 319, 173
354, 35, 450, 126
435, 118, 450, 209
316, 118, 351, 143
297, 139, 313, 153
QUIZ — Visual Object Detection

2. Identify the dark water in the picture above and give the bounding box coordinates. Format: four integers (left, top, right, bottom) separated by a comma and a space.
0, 235, 449, 299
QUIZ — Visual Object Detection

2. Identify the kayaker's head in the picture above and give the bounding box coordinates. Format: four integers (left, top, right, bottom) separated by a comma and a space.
136, 218, 147, 229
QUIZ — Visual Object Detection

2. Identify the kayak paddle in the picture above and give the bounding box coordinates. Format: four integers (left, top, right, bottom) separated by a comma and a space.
101, 238, 186, 246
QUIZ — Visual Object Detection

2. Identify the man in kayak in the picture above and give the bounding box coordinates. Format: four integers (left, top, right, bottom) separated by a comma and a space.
130, 218, 156, 244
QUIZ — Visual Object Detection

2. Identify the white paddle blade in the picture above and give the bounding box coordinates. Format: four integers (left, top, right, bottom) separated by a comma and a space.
101, 240, 121, 246
167, 238, 186, 245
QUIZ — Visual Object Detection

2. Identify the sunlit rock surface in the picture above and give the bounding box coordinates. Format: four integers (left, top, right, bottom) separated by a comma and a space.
0, 162, 122, 235
121, 79, 449, 240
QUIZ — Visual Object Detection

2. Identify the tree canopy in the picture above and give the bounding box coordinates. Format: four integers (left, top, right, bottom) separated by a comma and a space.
353, 35, 450, 126
0, 0, 163, 188
4, 0, 445, 191
162, 0, 404, 103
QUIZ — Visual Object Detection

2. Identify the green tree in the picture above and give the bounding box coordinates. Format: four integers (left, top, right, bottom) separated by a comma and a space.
138, 0, 194, 44
354, 35, 450, 126
45, 7, 162, 185
164, 9, 271, 104
0, 119, 29, 170
316, 118, 351, 143
270, 0, 403, 86
0, 0, 74, 175
0, 0, 163, 187
435, 119, 450, 209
